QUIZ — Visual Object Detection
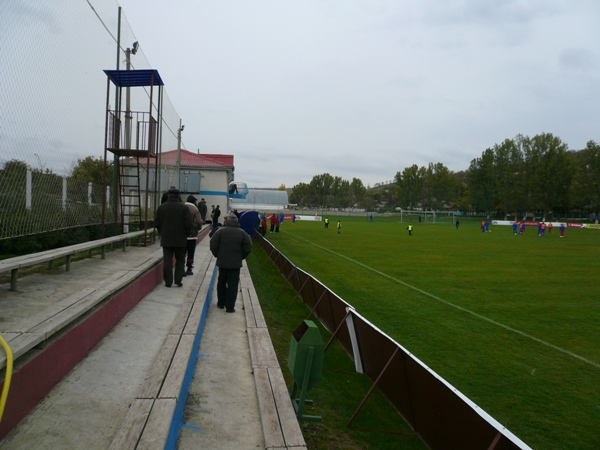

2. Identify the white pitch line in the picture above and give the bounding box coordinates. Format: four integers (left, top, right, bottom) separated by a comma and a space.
285, 231, 600, 369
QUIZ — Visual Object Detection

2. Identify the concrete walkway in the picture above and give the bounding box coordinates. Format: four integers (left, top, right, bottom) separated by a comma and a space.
0, 235, 297, 449
177, 266, 264, 449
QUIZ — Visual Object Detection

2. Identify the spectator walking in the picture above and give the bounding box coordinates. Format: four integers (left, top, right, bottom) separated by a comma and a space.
155, 188, 192, 288
161, 186, 177, 204
260, 217, 267, 236
199, 198, 208, 223
209, 222, 222, 238
213, 205, 221, 229
184, 195, 202, 276
210, 212, 252, 313
269, 213, 277, 233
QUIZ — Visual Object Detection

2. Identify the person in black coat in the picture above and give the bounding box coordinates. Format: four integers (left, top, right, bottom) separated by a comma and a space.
209, 212, 252, 312
212, 205, 221, 229
155, 188, 193, 287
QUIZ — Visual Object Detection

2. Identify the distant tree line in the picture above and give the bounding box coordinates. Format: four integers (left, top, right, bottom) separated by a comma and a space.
289, 174, 370, 210
289, 133, 600, 219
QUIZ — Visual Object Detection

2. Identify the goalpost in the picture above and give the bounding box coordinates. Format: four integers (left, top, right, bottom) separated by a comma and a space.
398, 210, 456, 224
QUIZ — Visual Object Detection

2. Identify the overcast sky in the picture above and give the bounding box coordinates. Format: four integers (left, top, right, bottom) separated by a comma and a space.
117, 0, 600, 188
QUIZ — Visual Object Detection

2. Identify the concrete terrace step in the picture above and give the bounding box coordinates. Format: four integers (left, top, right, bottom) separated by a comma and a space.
0, 228, 306, 449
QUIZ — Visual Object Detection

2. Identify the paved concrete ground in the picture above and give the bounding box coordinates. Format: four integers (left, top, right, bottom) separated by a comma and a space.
0, 237, 264, 449
178, 286, 264, 449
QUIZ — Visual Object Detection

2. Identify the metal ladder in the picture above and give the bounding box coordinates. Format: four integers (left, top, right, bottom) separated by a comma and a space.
118, 158, 143, 234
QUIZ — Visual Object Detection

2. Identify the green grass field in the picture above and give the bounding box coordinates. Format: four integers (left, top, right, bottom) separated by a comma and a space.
248, 215, 600, 449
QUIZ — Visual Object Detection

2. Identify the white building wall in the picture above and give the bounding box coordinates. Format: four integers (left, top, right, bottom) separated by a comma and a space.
198, 169, 231, 215
126, 162, 232, 216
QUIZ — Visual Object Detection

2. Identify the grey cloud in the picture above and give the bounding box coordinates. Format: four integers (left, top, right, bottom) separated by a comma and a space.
559, 48, 597, 71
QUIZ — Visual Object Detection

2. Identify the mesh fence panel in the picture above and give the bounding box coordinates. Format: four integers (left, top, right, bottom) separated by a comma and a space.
0, 1, 182, 240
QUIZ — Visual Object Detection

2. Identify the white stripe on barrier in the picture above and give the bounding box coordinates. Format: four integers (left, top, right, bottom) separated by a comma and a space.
345, 307, 363, 374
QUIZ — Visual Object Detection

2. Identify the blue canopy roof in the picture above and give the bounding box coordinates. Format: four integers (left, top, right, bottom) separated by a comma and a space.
103, 69, 164, 87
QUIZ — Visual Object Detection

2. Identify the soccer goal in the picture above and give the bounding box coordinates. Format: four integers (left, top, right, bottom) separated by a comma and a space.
398, 210, 456, 224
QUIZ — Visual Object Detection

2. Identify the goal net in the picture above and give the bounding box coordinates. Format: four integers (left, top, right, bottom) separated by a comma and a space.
398, 210, 456, 224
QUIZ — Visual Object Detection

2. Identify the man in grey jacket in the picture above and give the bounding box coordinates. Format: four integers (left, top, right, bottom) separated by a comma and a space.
184, 195, 203, 276
209, 212, 252, 312
155, 188, 193, 287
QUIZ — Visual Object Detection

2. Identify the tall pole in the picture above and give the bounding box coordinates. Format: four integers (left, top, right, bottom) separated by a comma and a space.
115, 8, 121, 110
113, 6, 122, 235
176, 119, 182, 189
125, 47, 132, 150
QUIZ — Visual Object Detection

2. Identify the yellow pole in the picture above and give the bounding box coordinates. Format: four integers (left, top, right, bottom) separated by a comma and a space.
0, 335, 13, 422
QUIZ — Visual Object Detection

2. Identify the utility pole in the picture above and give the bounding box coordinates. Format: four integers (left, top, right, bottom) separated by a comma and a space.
176, 120, 184, 189
125, 41, 138, 151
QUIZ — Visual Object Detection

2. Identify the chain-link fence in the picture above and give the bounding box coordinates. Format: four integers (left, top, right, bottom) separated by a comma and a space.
0, 1, 183, 241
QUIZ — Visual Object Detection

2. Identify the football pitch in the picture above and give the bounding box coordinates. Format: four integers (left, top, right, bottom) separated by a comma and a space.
265, 215, 600, 449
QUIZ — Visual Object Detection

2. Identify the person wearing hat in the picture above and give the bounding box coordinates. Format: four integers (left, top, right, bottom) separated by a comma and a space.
184, 195, 202, 276
155, 188, 193, 287
161, 186, 178, 204
209, 212, 252, 313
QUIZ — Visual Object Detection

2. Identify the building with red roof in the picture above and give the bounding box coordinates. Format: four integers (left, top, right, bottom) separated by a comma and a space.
134, 149, 237, 215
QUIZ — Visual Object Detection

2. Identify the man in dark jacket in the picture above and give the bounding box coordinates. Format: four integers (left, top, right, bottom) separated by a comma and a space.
184, 195, 203, 276
212, 205, 221, 229
155, 188, 193, 287
210, 212, 252, 312
198, 198, 208, 223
